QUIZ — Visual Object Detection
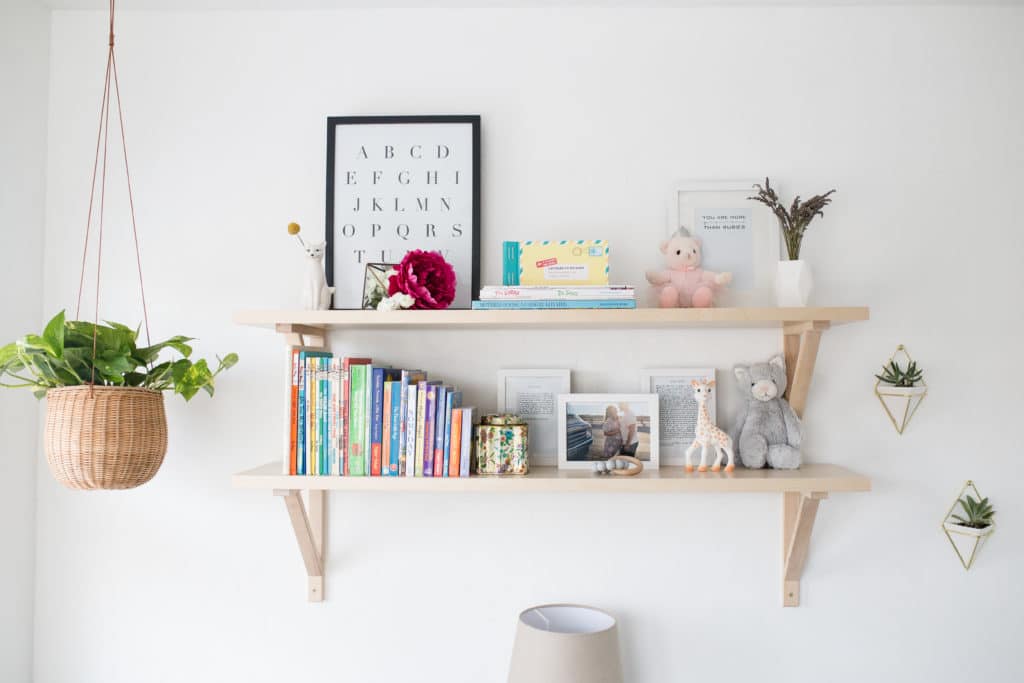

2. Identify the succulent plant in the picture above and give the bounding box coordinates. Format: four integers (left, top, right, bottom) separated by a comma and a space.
950, 495, 995, 529
875, 359, 923, 387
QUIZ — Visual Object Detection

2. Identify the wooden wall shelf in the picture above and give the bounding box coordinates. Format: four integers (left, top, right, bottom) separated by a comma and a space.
232, 305, 871, 607
234, 306, 869, 330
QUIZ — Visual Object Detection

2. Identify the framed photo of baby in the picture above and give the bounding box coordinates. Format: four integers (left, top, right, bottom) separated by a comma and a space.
556, 394, 659, 470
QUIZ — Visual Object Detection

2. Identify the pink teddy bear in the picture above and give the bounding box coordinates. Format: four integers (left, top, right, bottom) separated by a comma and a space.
645, 229, 732, 308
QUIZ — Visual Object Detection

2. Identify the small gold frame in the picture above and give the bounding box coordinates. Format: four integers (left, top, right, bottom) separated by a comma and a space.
874, 344, 927, 435
941, 480, 995, 571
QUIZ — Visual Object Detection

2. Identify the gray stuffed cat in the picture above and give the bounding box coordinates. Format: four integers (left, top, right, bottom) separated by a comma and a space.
731, 355, 802, 469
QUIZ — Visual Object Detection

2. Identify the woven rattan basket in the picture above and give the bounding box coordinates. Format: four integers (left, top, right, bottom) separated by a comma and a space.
44, 386, 168, 490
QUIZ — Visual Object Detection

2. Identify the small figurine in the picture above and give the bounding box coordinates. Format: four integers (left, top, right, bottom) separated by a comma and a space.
645, 227, 732, 308
288, 222, 334, 310
684, 378, 735, 473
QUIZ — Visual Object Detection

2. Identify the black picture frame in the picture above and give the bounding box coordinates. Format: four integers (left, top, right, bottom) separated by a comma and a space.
325, 115, 481, 309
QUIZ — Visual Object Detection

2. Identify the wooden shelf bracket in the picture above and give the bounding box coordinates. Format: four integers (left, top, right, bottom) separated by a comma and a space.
274, 489, 325, 602
782, 320, 829, 419
781, 490, 828, 607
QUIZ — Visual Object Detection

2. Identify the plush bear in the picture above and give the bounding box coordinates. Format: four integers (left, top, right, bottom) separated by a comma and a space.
645, 228, 732, 308
731, 355, 802, 469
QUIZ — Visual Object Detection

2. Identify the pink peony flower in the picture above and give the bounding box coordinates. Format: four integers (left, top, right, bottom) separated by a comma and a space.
387, 250, 457, 310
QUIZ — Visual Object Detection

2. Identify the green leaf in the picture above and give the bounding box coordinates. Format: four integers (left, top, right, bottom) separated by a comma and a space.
134, 336, 195, 364
42, 310, 65, 359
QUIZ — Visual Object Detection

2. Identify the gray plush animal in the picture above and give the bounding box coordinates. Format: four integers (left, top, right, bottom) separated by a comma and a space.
731, 355, 802, 469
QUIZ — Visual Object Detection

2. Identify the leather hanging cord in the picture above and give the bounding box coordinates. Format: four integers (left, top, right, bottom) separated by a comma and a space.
74, 0, 153, 392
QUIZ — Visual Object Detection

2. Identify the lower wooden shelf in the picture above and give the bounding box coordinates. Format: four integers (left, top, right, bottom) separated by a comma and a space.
233, 462, 868, 493
233, 462, 870, 607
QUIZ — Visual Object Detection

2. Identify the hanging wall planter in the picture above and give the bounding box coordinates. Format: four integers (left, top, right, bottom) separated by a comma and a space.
0, 2, 237, 491
942, 480, 995, 570
874, 345, 926, 434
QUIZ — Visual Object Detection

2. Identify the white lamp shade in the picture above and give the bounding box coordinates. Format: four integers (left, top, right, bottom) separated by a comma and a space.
507, 604, 623, 683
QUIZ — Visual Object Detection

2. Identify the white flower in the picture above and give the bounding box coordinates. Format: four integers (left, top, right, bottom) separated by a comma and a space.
376, 293, 415, 311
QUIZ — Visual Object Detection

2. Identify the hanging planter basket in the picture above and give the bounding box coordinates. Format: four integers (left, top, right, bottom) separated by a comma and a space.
45, 386, 168, 490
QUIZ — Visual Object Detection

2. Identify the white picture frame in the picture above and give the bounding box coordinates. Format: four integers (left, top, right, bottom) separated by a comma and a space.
497, 369, 571, 466
557, 393, 659, 470
640, 368, 715, 465
668, 180, 779, 306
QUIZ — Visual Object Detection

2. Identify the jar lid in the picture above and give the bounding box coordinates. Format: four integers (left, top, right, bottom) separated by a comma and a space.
481, 413, 526, 426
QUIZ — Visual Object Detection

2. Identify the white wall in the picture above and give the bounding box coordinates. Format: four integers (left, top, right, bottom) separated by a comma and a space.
34, 7, 1024, 683
0, 2, 48, 682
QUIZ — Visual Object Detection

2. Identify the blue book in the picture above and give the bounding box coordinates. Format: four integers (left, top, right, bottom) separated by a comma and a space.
423, 384, 439, 477
442, 390, 462, 477
320, 357, 330, 476
387, 381, 402, 475
502, 241, 520, 285
471, 299, 635, 310
433, 387, 448, 477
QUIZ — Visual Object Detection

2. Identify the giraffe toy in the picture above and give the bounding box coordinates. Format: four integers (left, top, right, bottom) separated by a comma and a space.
685, 378, 735, 473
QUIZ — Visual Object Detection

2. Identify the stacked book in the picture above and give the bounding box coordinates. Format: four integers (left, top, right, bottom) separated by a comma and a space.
472, 285, 636, 309
285, 351, 475, 477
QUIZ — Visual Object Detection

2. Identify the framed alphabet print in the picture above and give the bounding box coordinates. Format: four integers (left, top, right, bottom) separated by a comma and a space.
326, 115, 481, 309
669, 180, 779, 306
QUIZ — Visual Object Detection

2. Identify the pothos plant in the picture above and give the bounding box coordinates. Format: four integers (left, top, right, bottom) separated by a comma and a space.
0, 311, 238, 401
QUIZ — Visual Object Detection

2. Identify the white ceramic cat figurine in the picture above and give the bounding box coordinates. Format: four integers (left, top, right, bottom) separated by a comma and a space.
301, 241, 334, 310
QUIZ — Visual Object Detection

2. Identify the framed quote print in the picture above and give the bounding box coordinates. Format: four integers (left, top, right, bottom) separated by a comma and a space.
325, 115, 481, 309
669, 180, 779, 306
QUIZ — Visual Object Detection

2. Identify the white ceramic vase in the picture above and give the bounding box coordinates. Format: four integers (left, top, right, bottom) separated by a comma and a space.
776, 260, 813, 307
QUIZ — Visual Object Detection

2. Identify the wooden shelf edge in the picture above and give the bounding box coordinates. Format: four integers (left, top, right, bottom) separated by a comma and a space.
232, 462, 871, 494
232, 306, 870, 330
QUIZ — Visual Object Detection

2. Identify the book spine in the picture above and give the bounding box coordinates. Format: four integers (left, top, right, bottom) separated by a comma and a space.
399, 372, 411, 476
321, 358, 329, 476
363, 366, 373, 476
382, 381, 392, 476
297, 353, 306, 475
329, 359, 339, 476
414, 382, 428, 476
432, 387, 447, 477
406, 383, 419, 477
370, 368, 385, 476
479, 286, 634, 300
288, 349, 299, 475
423, 385, 438, 477
388, 382, 402, 475
470, 299, 636, 310
459, 407, 474, 477
449, 408, 463, 477
502, 241, 519, 286
441, 392, 454, 477
348, 365, 366, 476
340, 361, 350, 476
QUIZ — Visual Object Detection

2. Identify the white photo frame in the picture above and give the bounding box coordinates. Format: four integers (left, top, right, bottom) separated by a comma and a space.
669, 180, 779, 306
497, 369, 571, 466
640, 368, 715, 465
557, 393, 659, 470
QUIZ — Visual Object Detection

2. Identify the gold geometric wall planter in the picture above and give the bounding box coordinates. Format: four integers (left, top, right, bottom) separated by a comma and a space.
942, 480, 994, 571
874, 345, 926, 434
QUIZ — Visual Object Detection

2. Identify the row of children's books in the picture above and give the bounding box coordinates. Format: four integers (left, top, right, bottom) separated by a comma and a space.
285, 350, 475, 477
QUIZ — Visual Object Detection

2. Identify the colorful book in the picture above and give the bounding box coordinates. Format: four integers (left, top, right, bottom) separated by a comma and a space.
502, 240, 610, 286
287, 348, 300, 475
470, 299, 635, 310
432, 386, 448, 477
329, 358, 340, 475
400, 371, 426, 477
387, 381, 402, 475
449, 407, 463, 477
441, 390, 462, 477
382, 380, 393, 477
297, 350, 330, 475
340, 358, 371, 476
459, 407, 475, 477
347, 364, 369, 476
414, 381, 429, 476
423, 384, 439, 478
370, 367, 385, 476
406, 382, 419, 478
479, 285, 634, 300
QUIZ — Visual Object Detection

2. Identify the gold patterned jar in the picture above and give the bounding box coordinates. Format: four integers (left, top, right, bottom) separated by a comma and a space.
475, 414, 529, 476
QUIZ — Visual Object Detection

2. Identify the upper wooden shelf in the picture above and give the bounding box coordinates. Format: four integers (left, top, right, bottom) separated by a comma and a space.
233, 462, 870, 494
233, 306, 869, 330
